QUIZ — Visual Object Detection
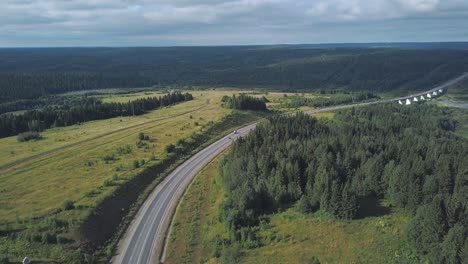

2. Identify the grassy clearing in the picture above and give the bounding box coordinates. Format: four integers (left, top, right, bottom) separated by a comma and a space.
165, 152, 229, 264
452, 108, 468, 140
165, 151, 416, 264
0, 91, 232, 224
243, 209, 415, 264
310, 111, 336, 119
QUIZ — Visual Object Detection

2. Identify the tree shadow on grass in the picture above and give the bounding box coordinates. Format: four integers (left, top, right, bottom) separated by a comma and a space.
356, 196, 392, 219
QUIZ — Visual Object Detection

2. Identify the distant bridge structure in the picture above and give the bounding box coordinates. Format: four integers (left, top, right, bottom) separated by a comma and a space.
396, 72, 468, 106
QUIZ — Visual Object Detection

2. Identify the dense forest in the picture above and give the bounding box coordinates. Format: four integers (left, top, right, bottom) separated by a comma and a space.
219, 105, 468, 263
1, 47, 468, 102
221, 94, 267, 111
0, 92, 193, 138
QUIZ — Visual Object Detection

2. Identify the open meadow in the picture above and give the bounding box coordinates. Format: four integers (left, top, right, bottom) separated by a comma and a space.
0, 90, 229, 224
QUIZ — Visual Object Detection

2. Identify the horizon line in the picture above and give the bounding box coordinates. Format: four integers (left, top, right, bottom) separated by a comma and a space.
1, 40, 468, 49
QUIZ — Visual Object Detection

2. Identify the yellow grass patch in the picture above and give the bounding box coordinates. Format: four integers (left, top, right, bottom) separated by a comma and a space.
0, 90, 233, 223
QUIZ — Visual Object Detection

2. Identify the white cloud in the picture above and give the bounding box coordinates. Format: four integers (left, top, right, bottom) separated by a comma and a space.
0, 0, 467, 46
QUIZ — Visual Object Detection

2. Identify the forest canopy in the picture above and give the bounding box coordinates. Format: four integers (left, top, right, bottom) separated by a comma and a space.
219, 104, 468, 263
1, 47, 468, 102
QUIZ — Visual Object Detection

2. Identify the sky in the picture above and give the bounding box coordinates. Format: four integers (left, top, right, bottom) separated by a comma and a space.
1, 0, 468, 47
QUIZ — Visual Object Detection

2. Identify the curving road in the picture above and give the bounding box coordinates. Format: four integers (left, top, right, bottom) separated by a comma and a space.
112, 72, 468, 264
112, 123, 257, 264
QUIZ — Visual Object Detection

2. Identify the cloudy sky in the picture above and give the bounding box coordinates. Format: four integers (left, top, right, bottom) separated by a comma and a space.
1, 0, 468, 47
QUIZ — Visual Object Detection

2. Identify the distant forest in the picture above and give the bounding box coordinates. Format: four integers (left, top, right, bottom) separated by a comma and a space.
220, 105, 468, 263
1, 47, 468, 102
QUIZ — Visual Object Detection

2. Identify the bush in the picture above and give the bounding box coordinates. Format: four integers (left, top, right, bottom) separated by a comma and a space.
136, 140, 148, 148
140, 159, 145, 166
138, 132, 150, 141
17, 131, 42, 142
221, 245, 242, 263
115, 164, 124, 171
176, 139, 186, 146
62, 199, 75, 210
103, 179, 112, 187
165, 144, 176, 153
308, 256, 321, 264
117, 145, 132, 155
297, 195, 313, 213
133, 160, 140, 169
102, 154, 116, 162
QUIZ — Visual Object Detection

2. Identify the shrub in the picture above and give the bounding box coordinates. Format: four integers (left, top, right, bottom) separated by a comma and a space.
165, 144, 176, 153
103, 179, 112, 187
17, 131, 42, 142
176, 138, 186, 146
112, 174, 119, 181
308, 256, 321, 264
150, 152, 156, 161
62, 199, 75, 211
117, 145, 132, 155
221, 245, 242, 263
133, 160, 140, 169
138, 132, 150, 141
140, 159, 145, 166
102, 154, 115, 162
84, 190, 99, 197
136, 140, 148, 148
297, 195, 314, 213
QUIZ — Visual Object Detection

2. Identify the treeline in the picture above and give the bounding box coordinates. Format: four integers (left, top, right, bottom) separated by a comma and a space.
219, 105, 467, 263
221, 94, 267, 111
287, 92, 378, 108
0, 92, 193, 138
1, 47, 468, 101
0, 97, 57, 115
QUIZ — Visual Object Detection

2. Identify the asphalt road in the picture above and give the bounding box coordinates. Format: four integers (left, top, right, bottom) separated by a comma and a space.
112, 72, 468, 264
112, 123, 257, 264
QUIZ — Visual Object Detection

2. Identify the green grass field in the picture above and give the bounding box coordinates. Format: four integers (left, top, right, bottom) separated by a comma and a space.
165, 150, 417, 264
0, 91, 234, 224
